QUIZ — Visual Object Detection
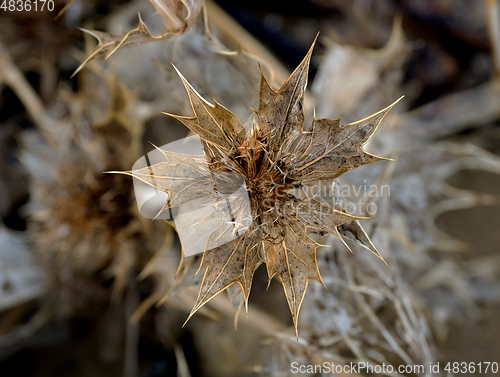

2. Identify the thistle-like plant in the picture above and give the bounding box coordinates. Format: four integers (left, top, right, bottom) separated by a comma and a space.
118, 39, 401, 335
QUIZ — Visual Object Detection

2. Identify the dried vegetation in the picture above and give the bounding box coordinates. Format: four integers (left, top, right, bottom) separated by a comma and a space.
0, 0, 499, 376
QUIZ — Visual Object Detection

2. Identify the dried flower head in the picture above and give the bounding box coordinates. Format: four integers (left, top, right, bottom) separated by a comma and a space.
119, 38, 401, 336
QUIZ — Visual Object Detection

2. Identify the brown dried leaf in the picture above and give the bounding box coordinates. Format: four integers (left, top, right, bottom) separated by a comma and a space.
256, 38, 316, 158
185, 229, 264, 323
263, 221, 325, 336
166, 66, 246, 152
290, 98, 402, 183
337, 220, 387, 264
73, 15, 173, 78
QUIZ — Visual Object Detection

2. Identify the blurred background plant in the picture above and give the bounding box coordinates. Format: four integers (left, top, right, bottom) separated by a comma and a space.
0, 0, 500, 376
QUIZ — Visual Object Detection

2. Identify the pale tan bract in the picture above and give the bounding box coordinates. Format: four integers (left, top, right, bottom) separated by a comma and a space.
72, 0, 204, 77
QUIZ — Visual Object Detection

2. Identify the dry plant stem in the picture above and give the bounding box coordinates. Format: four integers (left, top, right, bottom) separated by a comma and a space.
54, 0, 78, 20
341, 253, 416, 374
205, 0, 289, 84
402, 80, 500, 140
403, 1, 500, 139
124, 286, 140, 377
149, 0, 185, 31
168, 291, 364, 377
0, 302, 53, 348
0, 43, 58, 147
174, 344, 192, 377
486, 0, 500, 77
181, 289, 286, 333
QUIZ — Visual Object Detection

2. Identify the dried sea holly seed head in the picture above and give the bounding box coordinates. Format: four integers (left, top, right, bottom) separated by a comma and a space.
116, 37, 401, 336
